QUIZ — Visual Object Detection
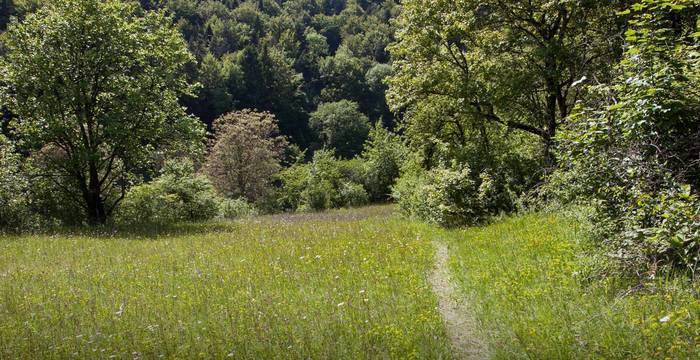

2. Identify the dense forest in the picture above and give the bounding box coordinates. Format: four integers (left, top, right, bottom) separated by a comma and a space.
1, 0, 699, 278
2, 0, 398, 149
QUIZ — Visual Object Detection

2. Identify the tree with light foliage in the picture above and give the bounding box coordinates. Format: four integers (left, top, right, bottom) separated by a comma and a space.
0, 0, 204, 224
204, 109, 288, 203
388, 0, 623, 166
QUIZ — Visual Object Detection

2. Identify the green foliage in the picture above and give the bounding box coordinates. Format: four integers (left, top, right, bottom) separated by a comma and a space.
361, 123, 407, 201
0, 134, 34, 232
219, 197, 259, 220
338, 181, 370, 208
388, 0, 622, 174
0, 0, 204, 224
310, 100, 370, 158
275, 161, 311, 212
393, 160, 515, 228
115, 159, 221, 225
277, 149, 369, 212
158, 0, 398, 144
552, 0, 700, 275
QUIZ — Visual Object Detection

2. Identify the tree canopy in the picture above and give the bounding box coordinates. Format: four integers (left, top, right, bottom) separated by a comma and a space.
0, 0, 203, 224
388, 0, 624, 166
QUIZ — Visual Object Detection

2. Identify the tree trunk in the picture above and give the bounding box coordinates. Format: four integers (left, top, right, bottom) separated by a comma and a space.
85, 161, 106, 225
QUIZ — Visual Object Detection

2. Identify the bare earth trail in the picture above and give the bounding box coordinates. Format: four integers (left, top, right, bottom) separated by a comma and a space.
430, 241, 489, 360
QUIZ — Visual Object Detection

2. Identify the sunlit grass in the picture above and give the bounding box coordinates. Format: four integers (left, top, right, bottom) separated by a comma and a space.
0, 206, 452, 359
443, 214, 700, 359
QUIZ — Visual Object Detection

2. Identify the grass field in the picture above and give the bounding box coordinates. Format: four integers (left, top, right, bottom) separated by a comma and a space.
442, 214, 700, 359
0, 206, 451, 359
2, 206, 699, 359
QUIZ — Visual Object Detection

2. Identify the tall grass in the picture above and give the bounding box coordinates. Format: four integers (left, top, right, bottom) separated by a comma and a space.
442, 214, 700, 359
0, 206, 452, 359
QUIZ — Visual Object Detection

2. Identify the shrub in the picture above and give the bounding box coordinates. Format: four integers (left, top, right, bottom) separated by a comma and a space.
0, 135, 34, 232
220, 198, 258, 220
116, 159, 221, 225
275, 162, 311, 212
276, 150, 369, 212
393, 159, 515, 227
552, 1, 700, 275
338, 181, 370, 208
361, 124, 407, 201
394, 162, 478, 227
299, 178, 335, 212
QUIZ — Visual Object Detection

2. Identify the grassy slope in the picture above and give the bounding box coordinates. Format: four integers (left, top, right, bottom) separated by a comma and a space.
443, 214, 700, 359
0, 206, 452, 359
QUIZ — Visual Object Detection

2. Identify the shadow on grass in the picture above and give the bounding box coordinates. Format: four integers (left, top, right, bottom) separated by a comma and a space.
1, 204, 398, 240
18, 221, 243, 241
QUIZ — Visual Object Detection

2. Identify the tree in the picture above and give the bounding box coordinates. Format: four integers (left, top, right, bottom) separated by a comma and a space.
0, 134, 32, 231
361, 123, 406, 201
319, 51, 369, 108
365, 63, 394, 124
204, 109, 288, 203
310, 100, 371, 158
388, 0, 623, 167
553, 0, 700, 273
0, 0, 204, 224
237, 45, 309, 145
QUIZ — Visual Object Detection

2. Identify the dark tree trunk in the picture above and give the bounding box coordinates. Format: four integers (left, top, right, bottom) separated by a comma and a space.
85, 161, 106, 225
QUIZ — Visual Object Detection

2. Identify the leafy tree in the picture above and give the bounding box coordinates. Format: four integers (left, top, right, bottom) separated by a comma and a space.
0, 0, 204, 224
204, 109, 289, 203
0, 134, 32, 231
388, 0, 624, 166
310, 100, 370, 158
299, 28, 329, 78
237, 45, 309, 145
196, 53, 237, 123
319, 51, 369, 107
361, 123, 406, 201
365, 62, 393, 123
553, 0, 700, 274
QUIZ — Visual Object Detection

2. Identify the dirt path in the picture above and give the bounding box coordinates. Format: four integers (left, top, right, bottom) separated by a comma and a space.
430, 241, 489, 360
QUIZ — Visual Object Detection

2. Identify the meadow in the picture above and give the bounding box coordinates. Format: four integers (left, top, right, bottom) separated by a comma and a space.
0, 206, 451, 359
443, 214, 700, 359
1, 206, 699, 359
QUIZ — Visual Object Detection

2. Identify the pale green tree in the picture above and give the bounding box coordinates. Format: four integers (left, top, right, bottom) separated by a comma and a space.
388, 0, 622, 166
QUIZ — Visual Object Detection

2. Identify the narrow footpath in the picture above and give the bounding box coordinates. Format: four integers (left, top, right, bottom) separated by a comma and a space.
429, 241, 489, 360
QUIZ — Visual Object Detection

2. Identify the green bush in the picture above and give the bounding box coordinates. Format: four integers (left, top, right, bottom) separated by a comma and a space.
220, 198, 258, 220
115, 159, 221, 225
551, 1, 700, 275
338, 181, 370, 208
393, 159, 515, 228
0, 135, 34, 232
299, 178, 335, 212
361, 124, 407, 201
276, 150, 370, 212
275, 163, 311, 212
